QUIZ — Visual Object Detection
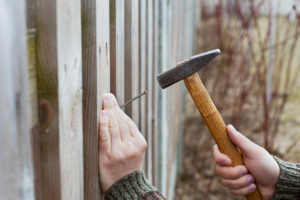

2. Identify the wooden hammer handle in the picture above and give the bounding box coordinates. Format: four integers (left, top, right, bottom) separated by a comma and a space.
184, 73, 261, 200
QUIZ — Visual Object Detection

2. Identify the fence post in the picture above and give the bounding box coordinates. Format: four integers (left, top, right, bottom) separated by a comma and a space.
0, 0, 34, 199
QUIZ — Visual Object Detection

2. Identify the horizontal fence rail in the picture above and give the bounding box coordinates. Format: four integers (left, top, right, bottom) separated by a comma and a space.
0, 0, 200, 199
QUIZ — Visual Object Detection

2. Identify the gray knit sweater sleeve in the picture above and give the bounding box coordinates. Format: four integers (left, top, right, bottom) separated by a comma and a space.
104, 170, 166, 200
272, 156, 300, 200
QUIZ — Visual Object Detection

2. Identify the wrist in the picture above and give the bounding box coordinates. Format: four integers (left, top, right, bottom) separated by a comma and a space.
104, 170, 157, 199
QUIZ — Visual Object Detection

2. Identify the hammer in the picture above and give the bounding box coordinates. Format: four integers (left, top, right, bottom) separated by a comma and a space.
157, 49, 261, 200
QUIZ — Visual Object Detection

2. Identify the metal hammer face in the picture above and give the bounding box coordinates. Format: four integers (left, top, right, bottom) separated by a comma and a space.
157, 49, 220, 89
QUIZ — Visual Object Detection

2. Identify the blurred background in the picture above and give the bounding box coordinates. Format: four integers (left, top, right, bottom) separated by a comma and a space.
175, 0, 300, 199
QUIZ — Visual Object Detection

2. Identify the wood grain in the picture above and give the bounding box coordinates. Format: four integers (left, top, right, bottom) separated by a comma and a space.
110, 0, 125, 103
124, 0, 139, 125
184, 73, 261, 200
36, 0, 84, 198
0, 0, 34, 199
81, 0, 104, 197
138, 0, 147, 173
146, 0, 154, 184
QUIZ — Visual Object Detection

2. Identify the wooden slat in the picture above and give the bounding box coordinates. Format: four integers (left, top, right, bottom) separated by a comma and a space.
36, 0, 83, 198
0, 0, 34, 199
146, 0, 154, 184
26, 0, 35, 29
124, 0, 139, 125
139, 0, 147, 172
152, 0, 160, 187
98, 0, 111, 102
110, 0, 125, 103
156, 0, 170, 195
27, 31, 43, 200
81, 0, 110, 198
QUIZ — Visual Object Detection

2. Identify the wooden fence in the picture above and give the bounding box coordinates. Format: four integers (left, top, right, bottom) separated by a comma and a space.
0, 0, 200, 199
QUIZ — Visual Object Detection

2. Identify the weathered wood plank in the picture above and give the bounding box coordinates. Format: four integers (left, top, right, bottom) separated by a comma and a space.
156, 0, 170, 195
98, 0, 111, 101
81, 0, 108, 198
152, 0, 160, 188
146, 0, 154, 184
0, 0, 34, 199
26, 0, 35, 29
27, 31, 43, 200
125, 0, 140, 126
110, 0, 125, 103
139, 0, 147, 172
36, 0, 83, 199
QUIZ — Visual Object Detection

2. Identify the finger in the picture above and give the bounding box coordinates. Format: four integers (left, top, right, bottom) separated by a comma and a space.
216, 165, 248, 179
103, 95, 122, 148
213, 144, 232, 166
99, 110, 111, 155
227, 125, 260, 158
222, 175, 255, 189
229, 184, 256, 196
122, 111, 141, 137
119, 119, 132, 141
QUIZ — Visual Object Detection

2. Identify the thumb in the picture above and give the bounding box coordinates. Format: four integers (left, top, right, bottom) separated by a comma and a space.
227, 124, 260, 158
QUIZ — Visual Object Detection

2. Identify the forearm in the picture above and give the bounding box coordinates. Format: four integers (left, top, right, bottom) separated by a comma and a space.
272, 156, 300, 200
104, 171, 166, 200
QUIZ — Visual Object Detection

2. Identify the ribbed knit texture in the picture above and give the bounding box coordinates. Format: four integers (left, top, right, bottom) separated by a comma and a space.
272, 156, 300, 200
104, 170, 165, 200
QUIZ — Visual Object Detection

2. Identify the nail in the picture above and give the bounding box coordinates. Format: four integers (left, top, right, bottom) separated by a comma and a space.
247, 176, 254, 184
104, 95, 112, 102
221, 159, 229, 166
228, 124, 236, 133
248, 184, 255, 192
240, 168, 247, 176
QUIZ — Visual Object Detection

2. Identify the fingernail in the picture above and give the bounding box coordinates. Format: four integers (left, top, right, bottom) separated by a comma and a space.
101, 110, 107, 116
221, 159, 229, 166
104, 95, 112, 102
248, 184, 255, 192
228, 124, 236, 133
240, 168, 247, 175
247, 176, 254, 184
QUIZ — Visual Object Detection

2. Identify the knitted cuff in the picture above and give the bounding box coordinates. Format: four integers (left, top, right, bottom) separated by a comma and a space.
272, 156, 300, 200
104, 170, 157, 200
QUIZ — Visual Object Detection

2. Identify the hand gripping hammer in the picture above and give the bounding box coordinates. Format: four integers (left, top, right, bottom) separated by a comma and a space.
157, 49, 261, 200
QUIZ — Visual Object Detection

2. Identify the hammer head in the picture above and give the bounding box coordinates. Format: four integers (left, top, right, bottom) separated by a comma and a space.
157, 49, 221, 89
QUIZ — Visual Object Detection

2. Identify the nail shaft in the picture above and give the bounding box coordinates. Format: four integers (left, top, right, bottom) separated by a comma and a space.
120, 90, 148, 108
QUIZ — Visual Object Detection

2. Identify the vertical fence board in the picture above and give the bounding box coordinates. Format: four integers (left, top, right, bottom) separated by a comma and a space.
99, 0, 111, 100
125, 0, 139, 125
152, 0, 160, 187
81, 0, 104, 197
36, 0, 84, 199
0, 0, 34, 199
146, 0, 154, 184
26, 1, 42, 198
110, 0, 125, 103
156, 0, 170, 195
139, 0, 147, 172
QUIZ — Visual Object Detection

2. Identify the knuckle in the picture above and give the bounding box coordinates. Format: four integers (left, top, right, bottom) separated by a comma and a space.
215, 165, 221, 175
127, 150, 138, 159
140, 140, 147, 152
